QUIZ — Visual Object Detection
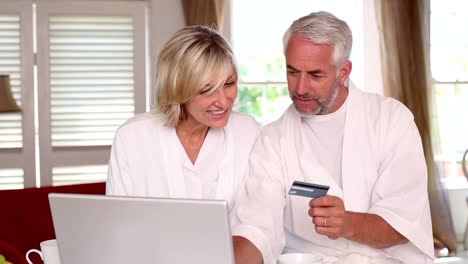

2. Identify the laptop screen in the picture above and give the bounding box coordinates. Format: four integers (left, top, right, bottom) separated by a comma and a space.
49, 193, 234, 264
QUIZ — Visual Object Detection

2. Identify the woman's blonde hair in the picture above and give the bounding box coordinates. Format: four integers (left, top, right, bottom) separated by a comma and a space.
155, 25, 238, 127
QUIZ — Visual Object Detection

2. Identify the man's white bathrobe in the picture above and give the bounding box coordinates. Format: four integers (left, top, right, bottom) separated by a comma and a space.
106, 111, 260, 209
231, 84, 434, 264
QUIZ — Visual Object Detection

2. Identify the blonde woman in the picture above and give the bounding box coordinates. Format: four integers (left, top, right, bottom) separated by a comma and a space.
106, 26, 260, 209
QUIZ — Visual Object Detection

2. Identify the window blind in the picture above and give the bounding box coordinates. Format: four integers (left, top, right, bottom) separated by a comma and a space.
0, 14, 22, 148
52, 164, 107, 186
0, 168, 23, 190
48, 15, 135, 147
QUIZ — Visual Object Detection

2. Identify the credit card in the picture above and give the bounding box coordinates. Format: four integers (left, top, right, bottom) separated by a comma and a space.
288, 181, 329, 198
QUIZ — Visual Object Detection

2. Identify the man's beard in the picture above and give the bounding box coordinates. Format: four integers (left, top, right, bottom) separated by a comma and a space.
291, 80, 340, 117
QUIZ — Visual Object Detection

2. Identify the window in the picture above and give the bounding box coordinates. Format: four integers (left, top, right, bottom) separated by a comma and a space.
430, 0, 468, 182
45, 15, 137, 147
0, 1, 147, 189
230, 0, 382, 124
0, 2, 34, 190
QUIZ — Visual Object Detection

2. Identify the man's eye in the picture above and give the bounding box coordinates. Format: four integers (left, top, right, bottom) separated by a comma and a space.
224, 81, 236, 86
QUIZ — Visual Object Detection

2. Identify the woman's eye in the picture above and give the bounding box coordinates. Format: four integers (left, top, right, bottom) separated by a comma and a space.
200, 88, 211, 94
224, 81, 236, 86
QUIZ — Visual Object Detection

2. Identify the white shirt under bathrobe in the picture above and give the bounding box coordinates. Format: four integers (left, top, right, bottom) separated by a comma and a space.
231, 83, 434, 264
106, 111, 260, 209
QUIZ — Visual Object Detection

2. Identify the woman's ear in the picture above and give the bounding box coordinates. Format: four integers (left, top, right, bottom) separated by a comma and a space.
179, 104, 187, 121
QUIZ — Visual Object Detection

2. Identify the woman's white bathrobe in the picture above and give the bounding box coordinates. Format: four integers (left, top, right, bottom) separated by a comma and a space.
106, 111, 260, 210
231, 84, 434, 264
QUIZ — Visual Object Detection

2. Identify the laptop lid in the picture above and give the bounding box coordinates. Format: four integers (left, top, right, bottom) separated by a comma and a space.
49, 193, 234, 264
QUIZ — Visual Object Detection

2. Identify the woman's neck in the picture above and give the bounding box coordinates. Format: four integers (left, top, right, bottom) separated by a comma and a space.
175, 119, 209, 165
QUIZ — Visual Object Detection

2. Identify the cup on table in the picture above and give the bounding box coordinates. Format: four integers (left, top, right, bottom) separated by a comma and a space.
26, 239, 61, 264
277, 253, 322, 264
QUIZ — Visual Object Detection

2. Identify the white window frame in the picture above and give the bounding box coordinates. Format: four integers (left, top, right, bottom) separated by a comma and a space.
36, 1, 146, 186
0, 2, 36, 188
428, 0, 468, 180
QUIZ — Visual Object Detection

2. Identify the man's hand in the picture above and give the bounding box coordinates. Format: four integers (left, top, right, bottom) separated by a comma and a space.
308, 195, 408, 248
308, 195, 349, 239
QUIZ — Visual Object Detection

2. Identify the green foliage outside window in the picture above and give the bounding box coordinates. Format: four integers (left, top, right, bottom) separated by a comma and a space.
237, 86, 263, 118
236, 85, 290, 125
235, 53, 291, 125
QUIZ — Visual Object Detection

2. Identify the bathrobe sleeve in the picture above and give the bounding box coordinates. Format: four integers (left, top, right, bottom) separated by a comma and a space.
367, 101, 434, 263
226, 113, 262, 212
106, 127, 132, 196
231, 122, 288, 264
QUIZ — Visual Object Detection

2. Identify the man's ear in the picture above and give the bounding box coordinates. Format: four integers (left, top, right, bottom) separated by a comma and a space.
338, 60, 352, 85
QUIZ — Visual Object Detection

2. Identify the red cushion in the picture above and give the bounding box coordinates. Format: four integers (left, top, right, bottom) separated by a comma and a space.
0, 182, 105, 256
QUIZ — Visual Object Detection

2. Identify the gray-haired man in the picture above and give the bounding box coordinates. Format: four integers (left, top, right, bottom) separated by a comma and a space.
231, 11, 433, 264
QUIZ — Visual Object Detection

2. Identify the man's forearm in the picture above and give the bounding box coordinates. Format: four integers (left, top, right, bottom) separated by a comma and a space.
233, 236, 263, 264
343, 212, 408, 248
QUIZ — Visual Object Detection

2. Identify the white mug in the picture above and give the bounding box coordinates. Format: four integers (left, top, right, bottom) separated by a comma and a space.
277, 253, 322, 264
26, 239, 61, 264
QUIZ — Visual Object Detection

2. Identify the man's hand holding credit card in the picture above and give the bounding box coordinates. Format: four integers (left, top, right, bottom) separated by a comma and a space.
289, 180, 334, 235
289, 180, 329, 198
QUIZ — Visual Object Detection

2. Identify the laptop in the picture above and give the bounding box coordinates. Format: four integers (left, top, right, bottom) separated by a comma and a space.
49, 193, 235, 264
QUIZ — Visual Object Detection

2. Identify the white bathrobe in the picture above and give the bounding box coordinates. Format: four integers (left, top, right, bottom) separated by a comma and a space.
106, 111, 260, 210
231, 84, 434, 264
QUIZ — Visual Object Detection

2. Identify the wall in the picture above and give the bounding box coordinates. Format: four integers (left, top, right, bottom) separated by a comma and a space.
148, 0, 185, 109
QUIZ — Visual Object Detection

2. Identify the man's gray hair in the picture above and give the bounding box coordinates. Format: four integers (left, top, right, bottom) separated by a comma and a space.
283, 11, 353, 66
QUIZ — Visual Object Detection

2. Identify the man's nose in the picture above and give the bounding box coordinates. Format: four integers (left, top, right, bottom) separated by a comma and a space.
296, 73, 309, 94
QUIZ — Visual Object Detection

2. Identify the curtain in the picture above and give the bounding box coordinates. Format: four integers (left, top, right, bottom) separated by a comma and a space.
181, 0, 226, 32
375, 0, 457, 256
